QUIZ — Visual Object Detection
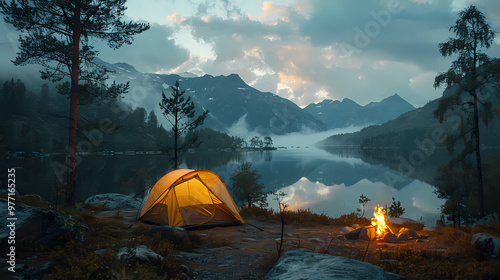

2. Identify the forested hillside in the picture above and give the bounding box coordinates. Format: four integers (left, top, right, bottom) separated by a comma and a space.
317, 88, 500, 150
0, 78, 244, 155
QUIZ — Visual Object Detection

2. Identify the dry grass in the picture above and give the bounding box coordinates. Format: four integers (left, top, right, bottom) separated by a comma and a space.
11, 199, 500, 280
188, 231, 233, 248
0, 194, 52, 209
40, 208, 196, 279
329, 212, 371, 227
241, 207, 371, 227
356, 225, 500, 280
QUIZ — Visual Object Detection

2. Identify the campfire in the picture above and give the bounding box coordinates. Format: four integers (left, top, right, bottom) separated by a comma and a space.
371, 205, 393, 240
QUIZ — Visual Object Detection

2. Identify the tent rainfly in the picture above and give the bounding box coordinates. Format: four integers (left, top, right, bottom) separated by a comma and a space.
139, 169, 244, 228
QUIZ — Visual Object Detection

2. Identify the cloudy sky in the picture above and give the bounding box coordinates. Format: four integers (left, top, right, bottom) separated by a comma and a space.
2, 0, 500, 108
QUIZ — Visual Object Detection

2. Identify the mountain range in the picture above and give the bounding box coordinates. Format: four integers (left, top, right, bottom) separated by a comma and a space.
317, 83, 500, 149
304, 94, 415, 129
97, 59, 416, 135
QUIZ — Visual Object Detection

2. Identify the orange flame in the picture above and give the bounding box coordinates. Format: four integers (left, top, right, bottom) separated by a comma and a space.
371, 205, 393, 239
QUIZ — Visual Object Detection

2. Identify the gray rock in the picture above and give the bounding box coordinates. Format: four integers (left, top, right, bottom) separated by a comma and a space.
307, 237, 325, 243
344, 226, 376, 241
342, 226, 355, 233
336, 235, 346, 241
387, 217, 420, 225
397, 233, 408, 241
473, 213, 500, 228
84, 193, 142, 210
117, 245, 163, 263
471, 233, 500, 259
264, 249, 406, 280
382, 233, 400, 243
143, 225, 188, 244
398, 227, 419, 238
0, 198, 69, 247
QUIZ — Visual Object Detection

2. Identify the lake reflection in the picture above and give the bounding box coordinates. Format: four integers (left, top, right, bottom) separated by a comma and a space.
268, 177, 442, 226
7, 147, 444, 226
202, 148, 444, 226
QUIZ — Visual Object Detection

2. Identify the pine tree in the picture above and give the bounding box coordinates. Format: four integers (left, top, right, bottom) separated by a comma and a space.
230, 162, 266, 208
147, 110, 159, 131
159, 80, 208, 169
0, 0, 149, 206
433, 5, 496, 218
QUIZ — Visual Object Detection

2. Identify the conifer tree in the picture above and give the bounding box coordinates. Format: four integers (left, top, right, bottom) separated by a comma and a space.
433, 5, 496, 218
0, 0, 149, 206
159, 80, 208, 169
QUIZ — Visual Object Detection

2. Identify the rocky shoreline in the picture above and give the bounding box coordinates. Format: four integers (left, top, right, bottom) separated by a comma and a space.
1, 193, 499, 279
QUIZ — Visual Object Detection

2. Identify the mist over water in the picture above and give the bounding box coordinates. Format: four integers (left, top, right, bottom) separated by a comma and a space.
270, 126, 365, 147
227, 114, 366, 147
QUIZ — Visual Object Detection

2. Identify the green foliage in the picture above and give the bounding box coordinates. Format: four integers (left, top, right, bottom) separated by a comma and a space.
42, 208, 189, 280
388, 197, 405, 218
0, 0, 149, 90
434, 161, 479, 226
356, 194, 371, 218
249, 136, 263, 149
159, 80, 208, 168
330, 212, 371, 227
433, 5, 497, 218
0, 78, 173, 153
0, 0, 149, 206
229, 162, 266, 208
187, 128, 245, 150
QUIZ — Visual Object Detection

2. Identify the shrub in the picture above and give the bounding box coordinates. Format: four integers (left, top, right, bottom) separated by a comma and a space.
330, 212, 371, 227
388, 197, 405, 218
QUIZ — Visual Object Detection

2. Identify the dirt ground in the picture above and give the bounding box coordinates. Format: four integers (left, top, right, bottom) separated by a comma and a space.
0, 210, 442, 280
173, 217, 439, 280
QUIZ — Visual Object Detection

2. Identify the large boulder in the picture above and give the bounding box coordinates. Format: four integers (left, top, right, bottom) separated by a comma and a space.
85, 193, 142, 210
471, 233, 500, 259
472, 213, 500, 228
387, 217, 422, 228
264, 249, 406, 280
0, 198, 70, 247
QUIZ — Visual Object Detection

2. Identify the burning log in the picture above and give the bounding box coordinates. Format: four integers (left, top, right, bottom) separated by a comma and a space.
371, 205, 393, 240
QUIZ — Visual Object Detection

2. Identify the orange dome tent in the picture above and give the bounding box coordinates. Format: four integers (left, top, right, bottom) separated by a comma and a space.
139, 169, 244, 229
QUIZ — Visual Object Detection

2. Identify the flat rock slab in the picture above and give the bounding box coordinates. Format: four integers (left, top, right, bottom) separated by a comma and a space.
85, 193, 142, 210
0, 198, 69, 247
264, 249, 406, 280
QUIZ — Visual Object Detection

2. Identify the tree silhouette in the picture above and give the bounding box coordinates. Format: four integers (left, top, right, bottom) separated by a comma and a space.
0, 0, 149, 206
229, 162, 266, 208
433, 5, 496, 218
159, 80, 208, 169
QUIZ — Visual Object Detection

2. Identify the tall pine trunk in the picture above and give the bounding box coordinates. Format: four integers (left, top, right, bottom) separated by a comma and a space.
174, 103, 179, 169
67, 1, 81, 206
472, 45, 484, 218
473, 93, 484, 217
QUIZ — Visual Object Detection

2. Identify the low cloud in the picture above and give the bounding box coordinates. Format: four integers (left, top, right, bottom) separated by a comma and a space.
94, 23, 190, 74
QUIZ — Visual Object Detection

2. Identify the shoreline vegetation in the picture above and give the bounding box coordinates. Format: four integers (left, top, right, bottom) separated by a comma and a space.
1, 194, 499, 279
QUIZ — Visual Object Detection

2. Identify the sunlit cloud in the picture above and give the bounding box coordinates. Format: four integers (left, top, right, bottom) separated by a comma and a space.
201, 15, 212, 22
167, 12, 186, 24
113, 0, 500, 108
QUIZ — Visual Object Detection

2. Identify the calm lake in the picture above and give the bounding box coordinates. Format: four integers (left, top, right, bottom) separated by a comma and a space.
8, 147, 445, 226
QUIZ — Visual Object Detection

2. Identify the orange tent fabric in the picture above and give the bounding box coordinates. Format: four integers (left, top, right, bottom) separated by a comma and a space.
139, 169, 244, 228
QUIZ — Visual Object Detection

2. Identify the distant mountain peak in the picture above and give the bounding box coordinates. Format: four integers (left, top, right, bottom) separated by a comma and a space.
112, 62, 137, 73
178, 72, 198, 78
304, 93, 415, 130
